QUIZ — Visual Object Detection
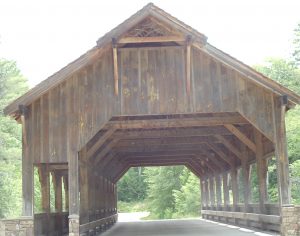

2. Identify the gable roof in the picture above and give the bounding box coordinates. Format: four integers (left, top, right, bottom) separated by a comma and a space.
4, 3, 300, 118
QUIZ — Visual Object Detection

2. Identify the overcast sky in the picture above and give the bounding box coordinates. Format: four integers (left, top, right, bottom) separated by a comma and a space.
0, 0, 299, 87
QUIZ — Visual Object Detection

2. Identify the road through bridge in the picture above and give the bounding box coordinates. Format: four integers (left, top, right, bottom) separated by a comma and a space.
101, 219, 278, 236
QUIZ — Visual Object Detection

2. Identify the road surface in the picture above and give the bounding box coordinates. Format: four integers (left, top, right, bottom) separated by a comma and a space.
101, 218, 278, 236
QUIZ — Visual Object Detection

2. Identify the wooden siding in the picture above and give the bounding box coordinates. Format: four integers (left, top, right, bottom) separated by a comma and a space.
27, 46, 275, 164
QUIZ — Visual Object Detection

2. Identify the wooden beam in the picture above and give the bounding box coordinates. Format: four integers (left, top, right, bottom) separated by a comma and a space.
206, 143, 235, 167
110, 115, 248, 129
94, 138, 120, 165
112, 126, 235, 138
214, 134, 244, 161
112, 38, 119, 96
87, 127, 117, 158
117, 35, 185, 44
224, 124, 256, 153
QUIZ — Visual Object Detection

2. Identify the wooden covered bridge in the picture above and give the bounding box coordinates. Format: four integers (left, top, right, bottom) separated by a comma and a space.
3, 3, 300, 236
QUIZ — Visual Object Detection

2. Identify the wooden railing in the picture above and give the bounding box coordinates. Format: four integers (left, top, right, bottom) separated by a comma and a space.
201, 204, 281, 232
79, 214, 118, 235
34, 212, 69, 235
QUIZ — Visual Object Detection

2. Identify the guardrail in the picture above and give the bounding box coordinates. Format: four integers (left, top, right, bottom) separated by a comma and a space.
79, 214, 118, 235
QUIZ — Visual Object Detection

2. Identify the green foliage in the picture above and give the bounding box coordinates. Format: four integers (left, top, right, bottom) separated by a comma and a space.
254, 58, 300, 94
293, 22, 300, 66
290, 160, 300, 204
173, 169, 201, 218
0, 59, 28, 218
117, 167, 148, 202
144, 166, 185, 219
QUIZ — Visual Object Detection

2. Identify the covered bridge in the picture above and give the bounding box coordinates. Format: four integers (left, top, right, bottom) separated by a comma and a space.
3, 3, 300, 236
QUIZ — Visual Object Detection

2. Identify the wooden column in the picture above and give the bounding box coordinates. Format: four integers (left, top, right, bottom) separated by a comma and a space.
69, 151, 79, 214
52, 171, 63, 234
254, 129, 268, 214
38, 165, 50, 213
272, 95, 291, 206
209, 177, 215, 208
79, 147, 89, 224
63, 174, 69, 211
205, 179, 210, 209
231, 168, 238, 212
222, 172, 230, 210
20, 105, 34, 217
241, 145, 251, 213
52, 172, 63, 213
215, 174, 222, 210
200, 179, 206, 209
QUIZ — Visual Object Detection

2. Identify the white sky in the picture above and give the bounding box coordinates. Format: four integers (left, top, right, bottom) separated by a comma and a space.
0, 0, 299, 87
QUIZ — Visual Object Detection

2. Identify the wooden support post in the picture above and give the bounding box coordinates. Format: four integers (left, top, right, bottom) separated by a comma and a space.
186, 35, 192, 96
52, 171, 63, 234
254, 129, 268, 215
79, 147, 89, 224
200, 179, 206, 209
38, 165, 50, 213
241, 145, 251, 213
231, 168, 238, 212
209, 177, 215, 209
63, 174, 69, 211
69, 150, 80, 235
20, 105, 33, 217
222, 172, 230, 210
272, 95, 291, 206
52, 172, 63, 213
215, 174, 222, 210
112, 38, 119, 96
205, 179, 210, 209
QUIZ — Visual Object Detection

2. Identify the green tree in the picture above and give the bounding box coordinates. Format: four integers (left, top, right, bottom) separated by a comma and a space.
173, 170, 200, 217
145, 166, 184, 219
292, 22, 300, 66
117, 167, 148, 202
0, 59, 28, 218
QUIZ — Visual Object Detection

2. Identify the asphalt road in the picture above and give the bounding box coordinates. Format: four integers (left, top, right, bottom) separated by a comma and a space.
101, 218, 277, 236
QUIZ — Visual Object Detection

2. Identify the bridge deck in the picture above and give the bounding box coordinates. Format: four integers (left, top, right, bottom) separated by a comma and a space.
101, 219, 278, 236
